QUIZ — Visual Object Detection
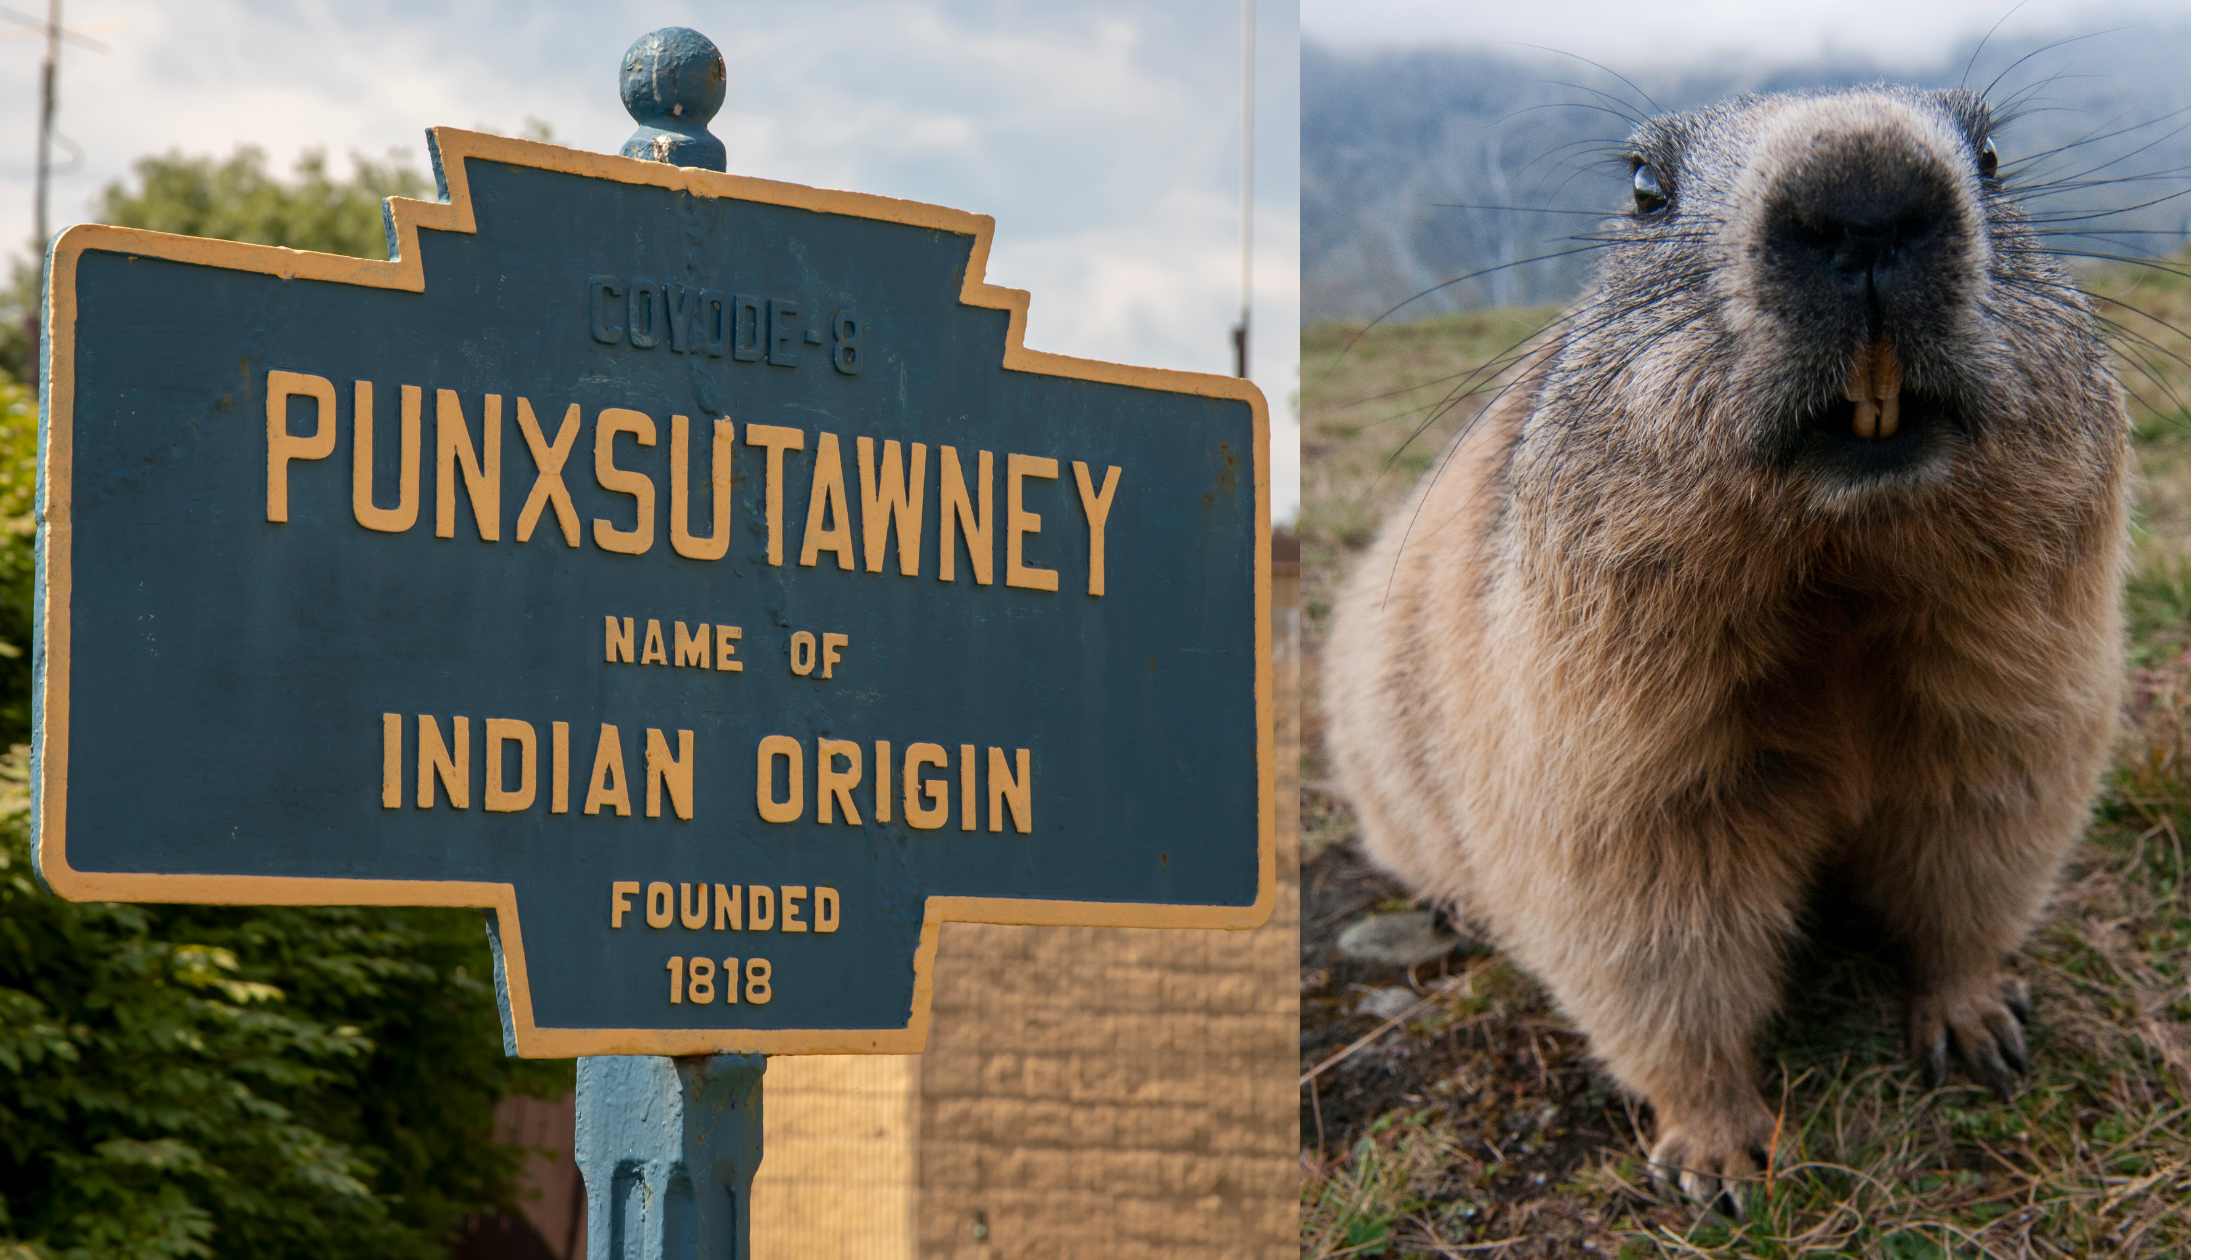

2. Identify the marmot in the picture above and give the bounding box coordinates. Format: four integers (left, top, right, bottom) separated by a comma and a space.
1324, 85, 2129, 1212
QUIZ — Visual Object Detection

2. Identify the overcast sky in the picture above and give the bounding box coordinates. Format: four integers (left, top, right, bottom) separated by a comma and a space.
1302, 0, 2188, 68
0, 0, 1300, 519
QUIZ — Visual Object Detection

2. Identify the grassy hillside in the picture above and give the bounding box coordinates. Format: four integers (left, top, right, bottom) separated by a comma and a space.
1296, 261, 2190, 1258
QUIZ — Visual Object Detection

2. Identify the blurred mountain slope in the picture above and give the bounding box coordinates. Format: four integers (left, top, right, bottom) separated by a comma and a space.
1303, 17, 2189, 323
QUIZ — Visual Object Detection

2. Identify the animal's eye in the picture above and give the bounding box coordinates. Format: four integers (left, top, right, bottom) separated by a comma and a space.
1977, 138, 1998, 178
1632, 162, 1669, 213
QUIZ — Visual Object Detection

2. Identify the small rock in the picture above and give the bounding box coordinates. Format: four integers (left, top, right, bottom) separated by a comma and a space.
1336, 911, 1460, 967
1357, 986, 1419, 1020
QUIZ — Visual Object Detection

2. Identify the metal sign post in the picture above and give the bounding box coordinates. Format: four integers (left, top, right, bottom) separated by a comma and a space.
34, 27, 1271, 1259
577, 1053, 764, 1257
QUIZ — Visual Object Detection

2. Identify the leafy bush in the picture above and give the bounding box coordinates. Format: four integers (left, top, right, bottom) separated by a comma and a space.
0, 148, 567, 1259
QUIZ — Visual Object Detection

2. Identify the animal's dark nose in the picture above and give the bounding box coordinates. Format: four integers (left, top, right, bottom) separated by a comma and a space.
1760, 136, 1970, 327
1791, 210, 1938, 277
1773, 182, 1957, 312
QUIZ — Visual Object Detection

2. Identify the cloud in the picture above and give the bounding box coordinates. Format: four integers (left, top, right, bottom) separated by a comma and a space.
1, 0, 1297, 518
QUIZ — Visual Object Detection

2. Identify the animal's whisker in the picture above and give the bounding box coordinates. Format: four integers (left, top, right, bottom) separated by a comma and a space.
1999, 124, 2190, 195
1429, 203, 1620, 217
1337, 242, 1624, 361
1959, 0, 2033, 89
1503, 44, 1665, 117
2001, 106, 2189, 169
1362, 269, 1720, 496
2009, 191, 2193, 223
1981, 25, 2135, 102
1538, 78, 1658, 130
2032, 250, 2190, 281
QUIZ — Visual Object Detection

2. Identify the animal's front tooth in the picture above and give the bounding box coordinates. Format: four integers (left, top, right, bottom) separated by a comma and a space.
1853, 397, 1879, 440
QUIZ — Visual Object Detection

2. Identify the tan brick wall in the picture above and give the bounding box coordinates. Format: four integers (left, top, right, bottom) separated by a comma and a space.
755, 1055, 920, 1259
911, 569, 1300, 1259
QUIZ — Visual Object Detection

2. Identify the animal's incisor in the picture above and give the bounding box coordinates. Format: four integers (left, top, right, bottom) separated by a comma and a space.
1325, 86, 2128, 1213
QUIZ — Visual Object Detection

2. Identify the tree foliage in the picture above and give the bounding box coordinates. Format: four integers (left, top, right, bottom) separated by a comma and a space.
1, 147, 428, 384
0, 150, 565, 1260
91, 148, 430, 260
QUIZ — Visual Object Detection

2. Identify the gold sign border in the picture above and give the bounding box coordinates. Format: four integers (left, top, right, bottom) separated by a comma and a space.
36, 127, 1275, 1057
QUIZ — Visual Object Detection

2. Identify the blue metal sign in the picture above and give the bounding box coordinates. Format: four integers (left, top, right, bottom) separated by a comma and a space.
33, 127, 1271, 1057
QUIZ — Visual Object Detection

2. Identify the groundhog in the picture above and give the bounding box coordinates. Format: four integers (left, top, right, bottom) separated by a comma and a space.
1323, 85, 2130, 1213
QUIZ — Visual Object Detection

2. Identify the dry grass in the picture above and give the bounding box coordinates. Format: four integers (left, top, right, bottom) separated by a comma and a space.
1296, 260, 2190, 1258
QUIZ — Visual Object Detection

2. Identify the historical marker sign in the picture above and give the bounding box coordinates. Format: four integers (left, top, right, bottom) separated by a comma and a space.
34, 129, 1271, 1057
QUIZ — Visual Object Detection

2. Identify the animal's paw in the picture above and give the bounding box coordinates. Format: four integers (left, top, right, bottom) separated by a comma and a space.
1912, 974, 2032, 1098
1647, 1106, 1774, 1218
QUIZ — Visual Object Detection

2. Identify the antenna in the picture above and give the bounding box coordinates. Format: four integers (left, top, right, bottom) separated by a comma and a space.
5, 1, 109, 258
4, 0, 111, 387
35, 0, 57, 261
1232, 0, 1253, 379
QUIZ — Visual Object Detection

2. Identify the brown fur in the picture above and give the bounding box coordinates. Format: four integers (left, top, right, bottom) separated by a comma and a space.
1324, 87, 2129, 1210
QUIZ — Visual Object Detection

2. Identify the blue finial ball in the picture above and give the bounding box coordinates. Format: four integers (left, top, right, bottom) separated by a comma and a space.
619, 28, 727, 171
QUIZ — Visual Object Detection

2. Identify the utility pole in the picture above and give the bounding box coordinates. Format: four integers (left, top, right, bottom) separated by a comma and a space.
9, 0, 109, 255
8, 0, 107, 386
33, 0, 56, 261
1232, 0, 1253, 379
